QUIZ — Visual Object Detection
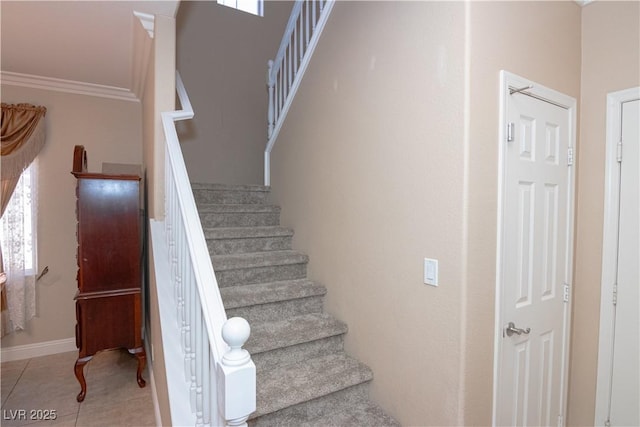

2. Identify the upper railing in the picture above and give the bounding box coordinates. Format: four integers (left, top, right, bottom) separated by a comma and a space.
264, 0, 336, 185
157, 72, 256, 427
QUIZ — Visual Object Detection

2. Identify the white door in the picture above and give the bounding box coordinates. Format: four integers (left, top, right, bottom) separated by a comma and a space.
609, 98, 640, 426
595, 95, 640, 426
494, 71, 576, 427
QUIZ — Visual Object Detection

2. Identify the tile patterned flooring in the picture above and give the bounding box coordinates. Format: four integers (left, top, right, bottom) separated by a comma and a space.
1, 350, 156, 427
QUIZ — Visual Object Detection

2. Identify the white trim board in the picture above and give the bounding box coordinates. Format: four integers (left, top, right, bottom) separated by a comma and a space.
0, 71, 139, 102
144, 338, 163, 427
1, 337, 76, 362
594, 86, 640, 426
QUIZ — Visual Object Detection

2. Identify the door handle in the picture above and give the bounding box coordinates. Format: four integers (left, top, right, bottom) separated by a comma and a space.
505, 322, 531, 337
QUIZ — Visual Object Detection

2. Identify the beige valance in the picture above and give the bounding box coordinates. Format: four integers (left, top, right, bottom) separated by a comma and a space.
1, 103, 47, 181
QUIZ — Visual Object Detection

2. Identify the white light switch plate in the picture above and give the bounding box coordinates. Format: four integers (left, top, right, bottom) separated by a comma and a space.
424, 258, 438, 286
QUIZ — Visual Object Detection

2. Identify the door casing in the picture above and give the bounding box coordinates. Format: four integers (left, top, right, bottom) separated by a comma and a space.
493, 70, 577, 426
594, 86, 640, 426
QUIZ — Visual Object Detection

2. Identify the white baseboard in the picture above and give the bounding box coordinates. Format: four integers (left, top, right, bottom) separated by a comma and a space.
1, 337, 76, 362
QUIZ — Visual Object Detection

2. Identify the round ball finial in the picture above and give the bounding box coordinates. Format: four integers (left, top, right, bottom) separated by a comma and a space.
222, 317, 251, 349
222, 317, 252, 367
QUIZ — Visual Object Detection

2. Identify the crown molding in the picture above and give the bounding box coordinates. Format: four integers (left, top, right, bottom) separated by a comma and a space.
134, 11, 155, 38
0, 71, 139, 102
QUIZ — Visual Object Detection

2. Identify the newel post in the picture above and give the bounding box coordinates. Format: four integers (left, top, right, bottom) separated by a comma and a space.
267, 60, 275, 138
218, 317, 256, 427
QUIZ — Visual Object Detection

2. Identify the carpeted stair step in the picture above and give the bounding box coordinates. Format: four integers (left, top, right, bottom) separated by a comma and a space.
195, 183, 399, 427
192, 183, 269, 205
300, 400, 401, 427
212, 250, 308, 287
247, 313, 347, 370
205, 226, 294, 255
222, 279, 326, 323
249, 352, 373, 423
249, 383, 370, 427
199, 204, 281, 228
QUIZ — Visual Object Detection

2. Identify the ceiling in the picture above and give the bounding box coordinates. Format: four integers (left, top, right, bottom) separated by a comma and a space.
1, 1, 180, 93
1, 0, 593, 97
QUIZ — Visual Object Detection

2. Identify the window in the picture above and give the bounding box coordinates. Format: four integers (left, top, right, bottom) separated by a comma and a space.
217, 0, 263, 16
1, 161, 37, 276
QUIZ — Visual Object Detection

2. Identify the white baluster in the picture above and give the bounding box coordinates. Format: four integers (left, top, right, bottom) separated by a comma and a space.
293, 23, 298, 73
267, 60, 274, 138
305, 0, 310, 47
202, 342, 211, 426
185, 260, 194, 382
219, 318, 256, 427
190, 282, 197, 408
164, 154, 172, 238
177, 229, 185, 343
287, 43, 292, 89
278, 67, 283, 117
195, 305, 204, 425
183, 251, 192, 377
297, 10, 302, 63
171, 185, 179, 306
312, 0, 317, 30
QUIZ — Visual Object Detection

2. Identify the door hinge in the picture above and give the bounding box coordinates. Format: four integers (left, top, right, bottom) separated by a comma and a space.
613, 282, 618, 305
567, 147, 574, 166
563, 283, 570, 303
507, 122, 515, 142
617, 141, 623, 162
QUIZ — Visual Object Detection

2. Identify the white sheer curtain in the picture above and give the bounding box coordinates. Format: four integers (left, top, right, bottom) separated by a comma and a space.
0, 162, 37, 333
1, 102, 46, 336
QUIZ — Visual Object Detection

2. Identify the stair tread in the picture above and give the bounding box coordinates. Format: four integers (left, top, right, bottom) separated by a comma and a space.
212, 250, 308, 271
253, 352, 373, 419
204, 226, 293, 240
191, 183, 269, 192
301, 401, 400, 427
247, 313, 347, 355
195, 184, 396, 425
221, 279, 325, 309
197, 204, 280, 213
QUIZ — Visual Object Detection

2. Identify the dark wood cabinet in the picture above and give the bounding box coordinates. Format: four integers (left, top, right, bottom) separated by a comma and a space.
71, 145, 146, 402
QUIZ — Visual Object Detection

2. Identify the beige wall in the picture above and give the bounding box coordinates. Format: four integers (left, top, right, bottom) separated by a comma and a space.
0, 86, 142, 349
270, 2, 467, 424
465, 1, 581, 424
569, 2, 640, 425
175, 1, 290, 185
269, 1, 582, 425
141, 13, 177, 426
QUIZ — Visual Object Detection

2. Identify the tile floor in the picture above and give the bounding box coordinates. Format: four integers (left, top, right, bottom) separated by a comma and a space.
1, 349, 156, 427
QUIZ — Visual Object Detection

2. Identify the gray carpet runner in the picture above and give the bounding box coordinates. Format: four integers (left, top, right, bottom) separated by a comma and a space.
193, 183, 400, 427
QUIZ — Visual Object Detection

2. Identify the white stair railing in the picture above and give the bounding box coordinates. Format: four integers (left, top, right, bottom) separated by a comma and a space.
155, 72, 256, 427
264, 0, 335, 186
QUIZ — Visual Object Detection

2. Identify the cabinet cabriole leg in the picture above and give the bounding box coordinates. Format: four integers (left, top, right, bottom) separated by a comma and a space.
74, 356, 91, 402
129, 347, 147, 388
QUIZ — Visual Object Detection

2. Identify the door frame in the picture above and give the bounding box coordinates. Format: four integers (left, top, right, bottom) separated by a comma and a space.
594, 86, 640, 426
492, 70, 577, 426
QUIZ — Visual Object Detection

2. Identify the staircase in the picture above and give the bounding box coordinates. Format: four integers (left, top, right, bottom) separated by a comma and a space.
193, 183, 399, 427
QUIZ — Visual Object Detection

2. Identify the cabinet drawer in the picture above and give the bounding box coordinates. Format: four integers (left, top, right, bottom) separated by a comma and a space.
75, 292, 142, 357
